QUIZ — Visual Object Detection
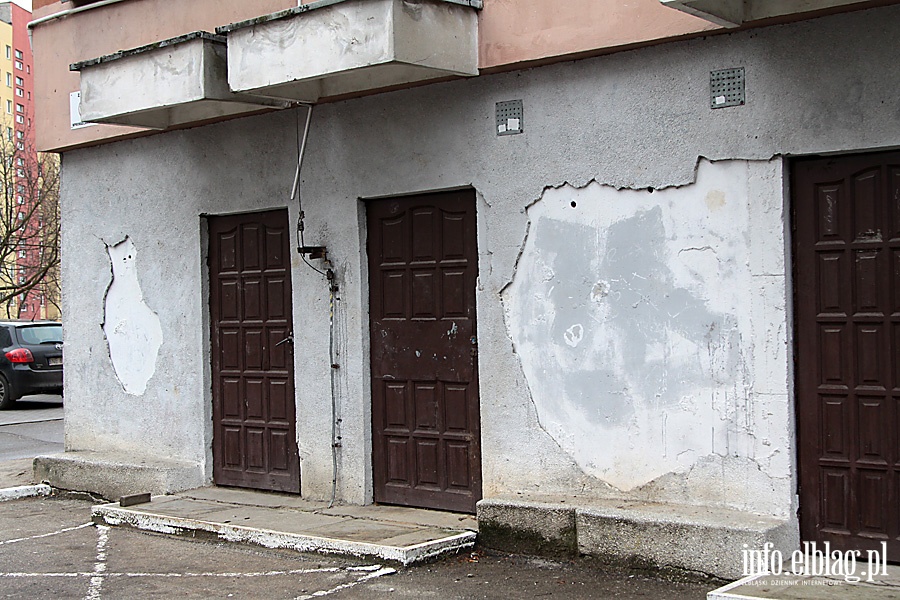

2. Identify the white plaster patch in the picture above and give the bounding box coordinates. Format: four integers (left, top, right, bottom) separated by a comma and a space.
103, 237, 164, 396
564, 324, 584, 347
502, 159, 769, 491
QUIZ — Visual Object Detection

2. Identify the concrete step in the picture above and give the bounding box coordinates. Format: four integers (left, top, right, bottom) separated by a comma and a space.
92, 486, 477, 566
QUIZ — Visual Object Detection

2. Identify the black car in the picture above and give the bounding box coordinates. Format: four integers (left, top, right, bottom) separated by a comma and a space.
0, 320, 63, 409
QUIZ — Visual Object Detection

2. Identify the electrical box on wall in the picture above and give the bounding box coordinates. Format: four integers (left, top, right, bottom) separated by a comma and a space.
710, 68, 745, 109
496, 100, 523, 135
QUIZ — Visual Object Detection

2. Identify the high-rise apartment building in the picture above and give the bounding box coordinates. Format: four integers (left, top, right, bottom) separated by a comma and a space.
0, 2, 56, 320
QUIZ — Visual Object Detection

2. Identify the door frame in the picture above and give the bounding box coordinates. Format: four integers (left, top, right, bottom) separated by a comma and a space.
204, 207, 301, 493
791, 149, 900, 557
363, 188, 483, 513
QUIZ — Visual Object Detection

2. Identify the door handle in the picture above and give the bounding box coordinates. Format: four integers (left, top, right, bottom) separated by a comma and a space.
276, 334, 294, 346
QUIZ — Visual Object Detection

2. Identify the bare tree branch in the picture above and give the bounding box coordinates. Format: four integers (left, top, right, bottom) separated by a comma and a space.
0, 119, 60, 319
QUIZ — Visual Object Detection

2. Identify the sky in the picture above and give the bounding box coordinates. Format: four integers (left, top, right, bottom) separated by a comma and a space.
13, 0, 31, 11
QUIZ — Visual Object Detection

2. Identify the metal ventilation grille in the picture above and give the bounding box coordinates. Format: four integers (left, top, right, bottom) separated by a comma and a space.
710, 68, 744, 109
496, 100, 523, 136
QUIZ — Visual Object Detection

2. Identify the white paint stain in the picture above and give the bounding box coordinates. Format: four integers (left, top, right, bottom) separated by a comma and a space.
564, 324, 584, 347
103, 237, 163, 396
447, 322, 458, 337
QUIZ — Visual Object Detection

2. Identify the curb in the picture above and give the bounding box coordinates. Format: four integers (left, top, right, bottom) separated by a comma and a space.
0, 483, 52, 502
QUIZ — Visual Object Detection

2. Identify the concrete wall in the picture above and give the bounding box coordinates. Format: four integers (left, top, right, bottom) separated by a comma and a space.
59, 6, 900, 516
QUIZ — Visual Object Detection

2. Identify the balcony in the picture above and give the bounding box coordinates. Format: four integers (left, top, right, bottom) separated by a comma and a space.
218, 0, 480, 103
71, 32, 288, 130
660, 0, 881, 27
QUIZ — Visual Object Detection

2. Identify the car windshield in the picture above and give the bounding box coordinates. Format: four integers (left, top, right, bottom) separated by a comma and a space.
18, 325, 63, 345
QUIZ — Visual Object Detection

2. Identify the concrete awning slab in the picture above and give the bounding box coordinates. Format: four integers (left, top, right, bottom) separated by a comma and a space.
217, 0, 480, 103
660, 0, 890, 27
71, 32, 289, 129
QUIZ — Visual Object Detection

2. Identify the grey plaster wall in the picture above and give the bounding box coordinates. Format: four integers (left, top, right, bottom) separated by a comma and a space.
60, 6, 900, 513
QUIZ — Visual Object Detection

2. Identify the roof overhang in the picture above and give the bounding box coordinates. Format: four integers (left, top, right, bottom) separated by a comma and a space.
71, 33, 289, 130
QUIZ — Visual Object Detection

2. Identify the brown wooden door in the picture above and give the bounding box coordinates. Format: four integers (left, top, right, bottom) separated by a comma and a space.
794, 150, 900, 559
368, 190, 482, 513
208, 209, 300, 493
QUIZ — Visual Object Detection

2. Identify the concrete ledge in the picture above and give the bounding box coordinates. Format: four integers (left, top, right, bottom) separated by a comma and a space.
577, 501, 795, 579
477, 498, 577, 557
34, 451, 205, 500
478, 497, 796, 580
93, 502, 476, 566
0, 483, 51, 502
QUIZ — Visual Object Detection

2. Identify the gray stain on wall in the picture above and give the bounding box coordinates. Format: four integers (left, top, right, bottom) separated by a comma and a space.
525, 206, 739, 427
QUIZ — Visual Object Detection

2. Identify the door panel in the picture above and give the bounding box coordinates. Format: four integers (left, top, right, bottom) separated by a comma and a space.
794, 150, 900, 559
208, 209, 300, 493
368, 190, 482, 513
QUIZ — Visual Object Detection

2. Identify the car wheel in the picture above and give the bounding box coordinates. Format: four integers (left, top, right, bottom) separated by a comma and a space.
0, 375, 16, 409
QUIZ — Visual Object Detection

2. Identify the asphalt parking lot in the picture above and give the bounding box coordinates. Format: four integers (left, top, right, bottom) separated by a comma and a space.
0, 495, 715, 599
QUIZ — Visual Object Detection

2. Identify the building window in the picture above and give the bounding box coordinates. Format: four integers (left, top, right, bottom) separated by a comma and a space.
5, 73, 10, 87
4, 46, 8, 60
16, 184, 23, 192
18, 249, 24, 258
15, 76, 22, 86
25, 65, 29, 74
16, 157, 22, 166
15, 168, 23, 177
16, 195, 22, 204
15, 130, 23, 139
14, 50, 22, 60
14, 61, 22, 70
16, 212, 23, 221
17, 142, 23, 150
16, 104, 22, 113
15, 114, 22, 124
5, 100, 9, 114
15, 88, 22, 97
5, 127, 10, 141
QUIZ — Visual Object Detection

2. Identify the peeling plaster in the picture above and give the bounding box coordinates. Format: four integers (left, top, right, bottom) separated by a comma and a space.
502, 159, 761, 491
103, 237, 163, 396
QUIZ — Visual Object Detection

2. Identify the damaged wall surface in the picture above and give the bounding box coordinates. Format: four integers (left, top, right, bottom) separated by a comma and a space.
502, 159, 791, 514
103, 237, 163, 396
58, 5, 899, 518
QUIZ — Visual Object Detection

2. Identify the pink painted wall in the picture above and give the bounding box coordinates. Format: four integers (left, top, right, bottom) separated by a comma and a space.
32, 0, 716, 152
479, 0, 716, 69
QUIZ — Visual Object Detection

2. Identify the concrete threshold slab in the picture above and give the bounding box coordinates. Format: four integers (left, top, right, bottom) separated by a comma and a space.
708, 566, 900, 599
92, 488, 476, 566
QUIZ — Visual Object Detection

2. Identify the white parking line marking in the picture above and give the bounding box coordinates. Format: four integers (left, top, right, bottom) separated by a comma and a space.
0, 567, 347, 579
84, 525, 109, 600
295, 566, 397, 600
0, 520, 390, 599
0, 522, 92, 546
